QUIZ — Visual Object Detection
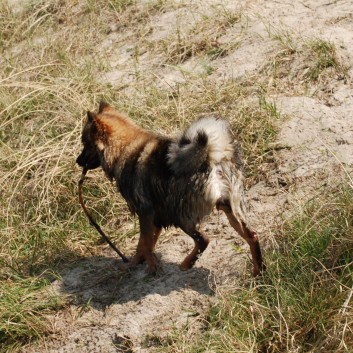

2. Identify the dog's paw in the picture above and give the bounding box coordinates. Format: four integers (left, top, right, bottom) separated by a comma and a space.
253, 261, 266, 277
130, 253, 145, 267
179, 263, 190, 271
146, 253, 161, 275
179, 257, 194, 271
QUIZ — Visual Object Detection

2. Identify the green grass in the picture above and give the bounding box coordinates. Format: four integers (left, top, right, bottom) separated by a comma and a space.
305, 38, 342, 81
0, 276, 62, 352
148, 185, 353, 352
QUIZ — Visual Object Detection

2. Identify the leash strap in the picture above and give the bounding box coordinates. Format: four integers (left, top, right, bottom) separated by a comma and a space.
78, 168, 129, 263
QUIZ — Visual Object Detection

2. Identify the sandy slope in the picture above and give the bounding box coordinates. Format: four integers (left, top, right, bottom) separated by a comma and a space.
23, 0, 353, 352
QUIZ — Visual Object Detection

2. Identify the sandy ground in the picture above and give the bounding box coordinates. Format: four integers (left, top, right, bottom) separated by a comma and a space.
22, 0, 353, 352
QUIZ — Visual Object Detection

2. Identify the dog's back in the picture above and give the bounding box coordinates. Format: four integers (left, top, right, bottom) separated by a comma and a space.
95, 113, 247, 232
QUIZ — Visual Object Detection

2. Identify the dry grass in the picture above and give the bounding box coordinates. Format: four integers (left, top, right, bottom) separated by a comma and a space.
149, 5, 242, 64
0, 1, 131, 349
1, 0, 351, 351
0, 1, 279, 349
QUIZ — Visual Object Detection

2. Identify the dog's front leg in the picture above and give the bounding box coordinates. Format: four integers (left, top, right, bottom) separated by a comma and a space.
130, 214, 159, 274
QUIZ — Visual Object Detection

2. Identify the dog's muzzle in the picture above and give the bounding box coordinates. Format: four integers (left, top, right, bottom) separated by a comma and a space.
76, 150, 100, 170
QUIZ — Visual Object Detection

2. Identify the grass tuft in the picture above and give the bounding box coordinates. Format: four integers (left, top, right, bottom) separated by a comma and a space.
152, 6, 242, 64
0, 276, 62, 351
305, 38, 342, 81
260, 30, 348, 96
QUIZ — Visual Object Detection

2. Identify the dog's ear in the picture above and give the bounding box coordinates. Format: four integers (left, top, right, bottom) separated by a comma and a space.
86, 111, 100, 137
85, 111, 109, 150
98, 101, 110, 114
87, 111, 96, 123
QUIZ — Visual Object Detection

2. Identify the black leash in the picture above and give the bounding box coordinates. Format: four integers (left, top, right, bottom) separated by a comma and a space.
78, 167, 129, 263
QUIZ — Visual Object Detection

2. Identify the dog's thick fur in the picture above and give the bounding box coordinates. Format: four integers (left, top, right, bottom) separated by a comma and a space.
76, 102, 264, 276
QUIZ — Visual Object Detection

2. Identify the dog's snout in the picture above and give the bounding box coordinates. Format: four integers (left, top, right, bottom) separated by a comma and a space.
76, 152, 85, 167
76, 148, 100, 170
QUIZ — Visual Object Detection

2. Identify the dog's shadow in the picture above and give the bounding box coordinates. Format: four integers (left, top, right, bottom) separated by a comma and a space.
57, 254, 213, 309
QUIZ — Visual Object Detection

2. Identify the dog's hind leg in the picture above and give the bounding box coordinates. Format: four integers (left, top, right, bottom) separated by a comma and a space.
179, 228, 210, 271
217, 199, 264, 276
130, 214, 159, 274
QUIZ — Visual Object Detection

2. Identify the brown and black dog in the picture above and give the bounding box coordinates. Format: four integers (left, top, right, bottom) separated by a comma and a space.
76, 102, 264, 276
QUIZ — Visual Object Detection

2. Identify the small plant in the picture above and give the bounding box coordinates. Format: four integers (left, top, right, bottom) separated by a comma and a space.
305, 38, 340, 81
108, 0, 136, 12
268, 26, 297, 54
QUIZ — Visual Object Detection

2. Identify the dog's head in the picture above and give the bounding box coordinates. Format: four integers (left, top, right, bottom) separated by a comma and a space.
76, 102, 111, 170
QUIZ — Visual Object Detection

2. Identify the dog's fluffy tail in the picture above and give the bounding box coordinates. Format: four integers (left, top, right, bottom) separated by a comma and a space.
168, 116, 248, 224
167, 116, 235, 175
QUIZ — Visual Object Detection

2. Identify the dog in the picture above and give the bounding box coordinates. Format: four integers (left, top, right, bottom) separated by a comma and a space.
76, 102, 264, 276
